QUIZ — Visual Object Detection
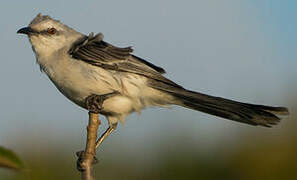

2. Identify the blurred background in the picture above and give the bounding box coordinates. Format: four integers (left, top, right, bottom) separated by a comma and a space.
0, 0, 296, 179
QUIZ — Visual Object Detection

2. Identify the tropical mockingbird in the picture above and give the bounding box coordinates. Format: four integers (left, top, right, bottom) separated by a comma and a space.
17, 14, 289, 148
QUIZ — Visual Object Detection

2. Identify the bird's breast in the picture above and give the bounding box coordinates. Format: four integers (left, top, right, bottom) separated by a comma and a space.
41, 56, 119, 108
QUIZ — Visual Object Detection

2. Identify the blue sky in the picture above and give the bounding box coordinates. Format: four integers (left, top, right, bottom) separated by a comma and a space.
0, 1, 295, 156
250, 1, 297, 56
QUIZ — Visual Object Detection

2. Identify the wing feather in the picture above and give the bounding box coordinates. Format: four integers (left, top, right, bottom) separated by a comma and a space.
69, 33, 181, 88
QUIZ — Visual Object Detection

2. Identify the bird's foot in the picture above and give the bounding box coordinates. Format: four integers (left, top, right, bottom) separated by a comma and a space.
85, 94, 103, 113
85, 91, 119, 113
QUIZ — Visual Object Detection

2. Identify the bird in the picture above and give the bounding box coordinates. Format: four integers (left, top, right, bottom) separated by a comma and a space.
18, 13, 289, 148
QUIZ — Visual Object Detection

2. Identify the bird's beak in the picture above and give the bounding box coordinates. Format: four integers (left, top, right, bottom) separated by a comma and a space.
17, 27, 36, 35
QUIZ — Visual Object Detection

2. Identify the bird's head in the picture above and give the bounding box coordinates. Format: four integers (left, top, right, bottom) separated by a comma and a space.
17, 13, 83, 56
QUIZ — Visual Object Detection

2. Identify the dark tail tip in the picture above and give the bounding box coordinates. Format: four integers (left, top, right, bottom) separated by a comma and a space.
171, 89, 289, 128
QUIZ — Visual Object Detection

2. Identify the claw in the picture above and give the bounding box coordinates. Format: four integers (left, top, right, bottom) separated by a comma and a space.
85, 94, 103, 113
85, 92, 120, 113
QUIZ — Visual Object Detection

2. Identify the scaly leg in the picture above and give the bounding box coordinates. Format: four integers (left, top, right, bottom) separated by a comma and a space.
77, 92, 120, 172
95, 123, 118, 149
85, 92, 120, 149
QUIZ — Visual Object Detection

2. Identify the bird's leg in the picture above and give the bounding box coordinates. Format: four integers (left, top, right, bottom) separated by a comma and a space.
85, 91, 120, 113
84, 91, 120, 149
85, 92, 120, 149
95, 123, 118, 149
76, 92, 120, 172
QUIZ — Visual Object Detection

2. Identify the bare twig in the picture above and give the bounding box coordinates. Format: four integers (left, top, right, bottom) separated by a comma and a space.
76, 112, 101, 180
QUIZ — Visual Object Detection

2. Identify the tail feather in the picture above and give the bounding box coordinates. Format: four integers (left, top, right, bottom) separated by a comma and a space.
164, 88, 289, 127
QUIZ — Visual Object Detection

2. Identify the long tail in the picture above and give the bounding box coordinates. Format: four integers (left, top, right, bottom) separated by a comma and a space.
152, 83, 289, 127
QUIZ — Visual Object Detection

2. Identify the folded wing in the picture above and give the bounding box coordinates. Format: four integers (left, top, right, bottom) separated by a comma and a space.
69, 32, 181, 88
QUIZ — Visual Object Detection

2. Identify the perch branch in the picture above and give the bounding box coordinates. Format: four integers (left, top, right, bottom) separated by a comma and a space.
76, 112, 101, 180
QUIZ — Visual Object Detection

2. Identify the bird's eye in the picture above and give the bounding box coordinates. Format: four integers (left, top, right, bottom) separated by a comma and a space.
47, 28, 57, 35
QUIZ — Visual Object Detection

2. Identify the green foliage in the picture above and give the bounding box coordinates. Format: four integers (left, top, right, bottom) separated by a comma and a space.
0, 146, 24, 170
